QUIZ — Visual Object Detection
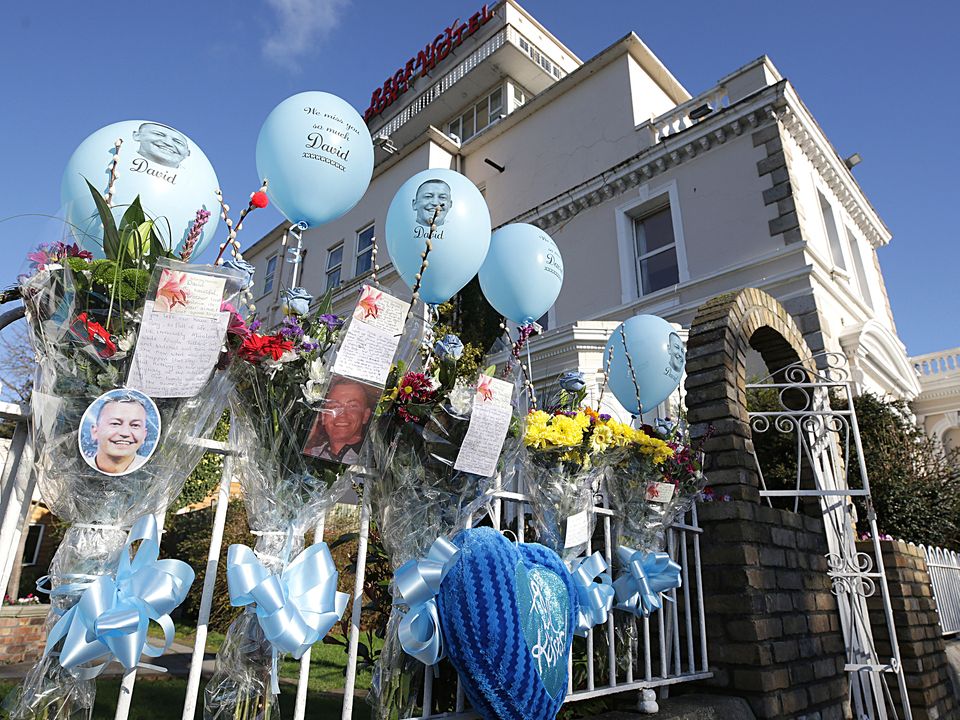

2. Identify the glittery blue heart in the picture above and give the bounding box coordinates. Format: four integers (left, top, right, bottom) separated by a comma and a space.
516, 563, 570, 699
437, 528, 578, 720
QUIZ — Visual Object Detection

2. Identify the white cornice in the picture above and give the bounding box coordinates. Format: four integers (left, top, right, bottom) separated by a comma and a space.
777, 84, 890, 249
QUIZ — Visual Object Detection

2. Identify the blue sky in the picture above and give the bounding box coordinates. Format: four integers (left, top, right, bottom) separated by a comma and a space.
1, 1, 956, 355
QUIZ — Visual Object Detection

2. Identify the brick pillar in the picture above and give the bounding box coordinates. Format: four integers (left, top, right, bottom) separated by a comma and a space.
857, 539, 959, 719
697, 501, 848, 718
0, 604, 48, 664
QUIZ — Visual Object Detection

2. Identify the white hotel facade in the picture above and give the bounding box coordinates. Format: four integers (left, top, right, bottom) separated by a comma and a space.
242, 0, 958, 438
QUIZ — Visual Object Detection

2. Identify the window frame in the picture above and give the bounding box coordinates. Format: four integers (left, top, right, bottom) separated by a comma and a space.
446, 84, 511, 144
355, 224, 375, 276
325, 243, 344, 291
22, 524, 44, 566
262, 254, 278, 296
845, 225, 874, 309
817, 189, 848, 273
615, 181, 689, 303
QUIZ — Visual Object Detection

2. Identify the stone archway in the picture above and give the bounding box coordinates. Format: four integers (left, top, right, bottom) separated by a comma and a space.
683, 287, 817, 503
681, 288, 848, 719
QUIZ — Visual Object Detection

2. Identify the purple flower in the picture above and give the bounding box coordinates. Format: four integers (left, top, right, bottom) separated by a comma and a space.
279, 315, 304, 339
249, 319, 263, 333
300, 340, 319, 352
318, 313, 342, 331
599, 413, 612, 421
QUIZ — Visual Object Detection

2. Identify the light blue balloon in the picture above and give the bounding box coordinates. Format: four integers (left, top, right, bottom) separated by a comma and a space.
61, 121, 220, 259
385, 169, 491, 305
479, 223, 563, 324
604, 315, 685, 415
256, 91, 373, 228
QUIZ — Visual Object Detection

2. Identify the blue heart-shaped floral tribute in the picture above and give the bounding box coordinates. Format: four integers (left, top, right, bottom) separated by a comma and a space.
438, 527, 579, 720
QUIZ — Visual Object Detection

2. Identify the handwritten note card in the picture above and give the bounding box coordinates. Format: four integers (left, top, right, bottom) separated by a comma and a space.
155, 269, 225, 318
454, 374, 514, 477
127, 300, 229, 398
564, 510, 590, 549
332, 285, 410, 386
645, 481, 676, 504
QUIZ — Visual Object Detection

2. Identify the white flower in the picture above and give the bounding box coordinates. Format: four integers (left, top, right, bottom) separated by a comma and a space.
448, 380, 475, 417
302, 379, 325, 405
117, 332, 136, 353
308, 357, 328, 383
263, 349, 298, 371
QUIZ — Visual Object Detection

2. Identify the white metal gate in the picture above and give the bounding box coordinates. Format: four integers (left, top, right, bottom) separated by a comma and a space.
748, 352, 912, 720
0, 404, 711, 720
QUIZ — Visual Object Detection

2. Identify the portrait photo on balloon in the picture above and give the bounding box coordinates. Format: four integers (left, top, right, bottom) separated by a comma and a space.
302, 374, 381, 466
78, 388, 161, 477
131, 122, 191, 168
412, 177, 453, 230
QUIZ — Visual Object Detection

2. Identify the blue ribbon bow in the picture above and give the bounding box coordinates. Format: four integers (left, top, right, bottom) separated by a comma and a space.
43, 515, 195, 678
612, 546, 682, 617
226, 543, 349, 660
570, 552, 615, 636
393, 537, 460, 666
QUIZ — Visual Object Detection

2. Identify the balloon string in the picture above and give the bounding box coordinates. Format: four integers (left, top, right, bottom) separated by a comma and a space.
214, 179, 269, 266
596, 343, 615, 413
504, 323, 538, 410
619, 323, 643, 418
104, 138, 124, 207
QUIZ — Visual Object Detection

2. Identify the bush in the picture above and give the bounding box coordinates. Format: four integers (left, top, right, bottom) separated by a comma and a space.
161, 499, 250, 632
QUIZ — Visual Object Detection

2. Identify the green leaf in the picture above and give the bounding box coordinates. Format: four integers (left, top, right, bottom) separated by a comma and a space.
85, 179, 121, 260
483, 364, 497, 378
118, 196, 146, 233
120, 220, 153, 262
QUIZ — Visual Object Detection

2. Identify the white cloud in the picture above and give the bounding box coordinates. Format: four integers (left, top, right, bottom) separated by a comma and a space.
262, 0, 349, 72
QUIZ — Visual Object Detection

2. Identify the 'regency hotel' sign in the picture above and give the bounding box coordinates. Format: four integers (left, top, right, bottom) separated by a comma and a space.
363, 4, 496, 123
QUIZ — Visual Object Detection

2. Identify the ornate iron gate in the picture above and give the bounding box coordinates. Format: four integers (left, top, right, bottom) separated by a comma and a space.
748, 353, 912, 720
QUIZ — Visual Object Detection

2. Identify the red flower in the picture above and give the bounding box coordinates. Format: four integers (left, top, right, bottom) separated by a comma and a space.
250, 191, 269, 209
238, 333, 293, 362
395, 371, 434, 403
69, 312, 117, 358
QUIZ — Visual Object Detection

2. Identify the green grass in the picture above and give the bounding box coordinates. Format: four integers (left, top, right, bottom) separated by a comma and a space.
0, 677, 367, 720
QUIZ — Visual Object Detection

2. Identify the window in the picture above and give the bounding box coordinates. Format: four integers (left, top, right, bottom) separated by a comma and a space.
22, 524, 44, 566
262, 255, 278, 295
356, 224, 375, 276
447, 86, 508, 143
325, 244, 343, 290
846, 227, 874, 307
818, 191, 846, 271
634, 205, 679, 295
513, 84, 526, 107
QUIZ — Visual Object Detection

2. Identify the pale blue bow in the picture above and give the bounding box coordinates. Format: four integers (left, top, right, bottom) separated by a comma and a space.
226, 543, 349, 660
570, 552, 615, 636
612, 546, 681, 617
393, 537, 460, 666
43, 515, 195, 678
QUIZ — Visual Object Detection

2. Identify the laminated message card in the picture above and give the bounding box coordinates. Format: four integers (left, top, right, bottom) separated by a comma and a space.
332, 285, 410, 386
454, 374, 514, 477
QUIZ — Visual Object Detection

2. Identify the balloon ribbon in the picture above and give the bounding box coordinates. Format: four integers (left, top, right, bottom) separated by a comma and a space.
612, 546, 681, 617
570, 551, 615, 636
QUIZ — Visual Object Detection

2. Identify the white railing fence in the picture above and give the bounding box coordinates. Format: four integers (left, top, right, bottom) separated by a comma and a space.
0, 406, 711, 720
921, 544, 960, 636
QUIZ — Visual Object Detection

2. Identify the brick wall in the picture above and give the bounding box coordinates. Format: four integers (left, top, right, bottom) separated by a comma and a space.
857, 539, 959, 720
0, 604, 48, 664
696, 500, 847, 719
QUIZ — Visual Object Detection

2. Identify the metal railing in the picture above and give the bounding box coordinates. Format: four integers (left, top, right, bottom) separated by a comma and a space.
922, 544, 960, 636
0, 404, 710, 719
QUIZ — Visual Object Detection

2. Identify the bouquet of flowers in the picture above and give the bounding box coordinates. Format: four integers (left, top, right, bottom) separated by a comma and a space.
602, 419, 704, 551
204, 288, 352, 720
6, 185, 248, 720
365, 332, 526, 720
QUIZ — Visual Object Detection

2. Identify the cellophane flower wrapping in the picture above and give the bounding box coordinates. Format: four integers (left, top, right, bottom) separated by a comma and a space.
6, 242, 245, 720
366, 334, 526, 720
204, 296, 351, 720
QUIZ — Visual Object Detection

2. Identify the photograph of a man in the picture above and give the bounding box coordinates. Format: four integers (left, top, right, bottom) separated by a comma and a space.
132, 122, 191, 168
667, 332, 685, 377
303, 375, 379, 465
412, 179, 453, 227
79, 389, 161, 476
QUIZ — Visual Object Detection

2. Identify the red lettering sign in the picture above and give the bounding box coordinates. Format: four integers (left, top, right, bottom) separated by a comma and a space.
363, 4, 495, 123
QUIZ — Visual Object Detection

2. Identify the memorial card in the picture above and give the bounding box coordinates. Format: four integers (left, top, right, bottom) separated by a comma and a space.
454, 374, 514, 477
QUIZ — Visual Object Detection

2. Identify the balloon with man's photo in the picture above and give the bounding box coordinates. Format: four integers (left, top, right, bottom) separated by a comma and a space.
61, 120, 221, 258
604, 314, 686, 415
385, 168, 492, 305
256, 91, 374, 228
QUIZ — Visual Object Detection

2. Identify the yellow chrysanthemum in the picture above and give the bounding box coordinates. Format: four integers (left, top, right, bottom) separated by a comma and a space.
589, 423, 615, 453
